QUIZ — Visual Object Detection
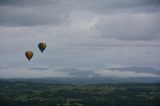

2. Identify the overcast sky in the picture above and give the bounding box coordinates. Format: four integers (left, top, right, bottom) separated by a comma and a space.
0, 0, 160, 78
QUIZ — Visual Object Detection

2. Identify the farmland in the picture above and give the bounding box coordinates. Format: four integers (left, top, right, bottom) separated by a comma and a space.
0, 80, 160, 106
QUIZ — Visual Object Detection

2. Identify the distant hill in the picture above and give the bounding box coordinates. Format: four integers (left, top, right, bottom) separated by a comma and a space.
1, 67, 160, 84
2, 77, 160, 84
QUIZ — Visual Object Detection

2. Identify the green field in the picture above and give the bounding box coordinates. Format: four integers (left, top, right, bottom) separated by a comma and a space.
0, 80, 160, 106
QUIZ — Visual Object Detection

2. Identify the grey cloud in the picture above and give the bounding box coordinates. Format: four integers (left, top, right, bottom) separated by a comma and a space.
94, 69, 159, 78
108, 67, 160, 74
0, 0, 70, 26
1, 66, 159, 78
95, 66, 160, 78
0, 6, 69, 26
29, 67, 49, 71
72, 38, 160, 47
0, 0, 58, 7
74, 0, 160, 14
96, 13, 160, 41
56, 68, 98, 78
0, 25, 160, 70
56, 67, 160, 78
0, 0, 160, 78
0, 0, 160, 26
0, 67, 70, 78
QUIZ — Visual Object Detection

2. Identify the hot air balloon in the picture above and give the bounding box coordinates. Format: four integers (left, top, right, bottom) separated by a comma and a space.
25, 51, 33, 61
38, 42, 46, 53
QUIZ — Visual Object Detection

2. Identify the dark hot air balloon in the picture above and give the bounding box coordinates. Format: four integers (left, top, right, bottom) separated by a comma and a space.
38, 42, 46, 53
25, 51, 33, 61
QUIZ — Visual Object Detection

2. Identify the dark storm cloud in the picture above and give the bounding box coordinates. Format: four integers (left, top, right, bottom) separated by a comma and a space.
147, 0, 160, 4
0, 0, 57, 6
74, 0, 160, 14
0, 0, 160, 26
0, 0, 69, 26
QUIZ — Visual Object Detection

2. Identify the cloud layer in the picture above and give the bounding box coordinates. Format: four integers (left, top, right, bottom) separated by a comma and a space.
95, 69, 159, 78
0, 0, 160, 78
0, 66, 159, 78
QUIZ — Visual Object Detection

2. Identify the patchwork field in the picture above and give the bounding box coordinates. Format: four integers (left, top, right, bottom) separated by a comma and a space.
0, 80, 160, 106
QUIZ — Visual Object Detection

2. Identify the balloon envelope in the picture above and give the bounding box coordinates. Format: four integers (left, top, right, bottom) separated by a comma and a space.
38, 42, 46, 53
25, 51, 33, 61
